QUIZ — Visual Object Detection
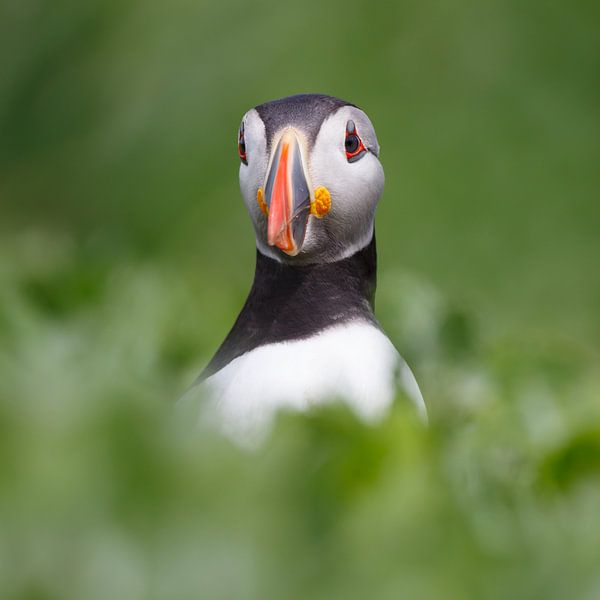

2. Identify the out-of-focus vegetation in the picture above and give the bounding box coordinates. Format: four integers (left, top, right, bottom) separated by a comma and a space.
1, 0, 599, 598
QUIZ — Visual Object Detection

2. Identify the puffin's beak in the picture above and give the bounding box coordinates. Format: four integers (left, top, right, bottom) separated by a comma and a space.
264, 129, 311, 256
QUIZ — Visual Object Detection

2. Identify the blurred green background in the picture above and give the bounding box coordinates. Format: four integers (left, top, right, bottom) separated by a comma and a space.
1, 0, 599, 598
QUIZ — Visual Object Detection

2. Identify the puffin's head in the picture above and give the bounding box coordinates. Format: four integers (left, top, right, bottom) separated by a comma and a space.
238, 94, 384, 264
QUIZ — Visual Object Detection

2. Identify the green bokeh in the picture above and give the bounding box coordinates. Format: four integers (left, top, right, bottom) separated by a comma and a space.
1, 1, 599, 598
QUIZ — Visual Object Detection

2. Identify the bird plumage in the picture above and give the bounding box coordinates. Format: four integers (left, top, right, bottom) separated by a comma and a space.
199, 235, 378, 381
183, 94, 425, 443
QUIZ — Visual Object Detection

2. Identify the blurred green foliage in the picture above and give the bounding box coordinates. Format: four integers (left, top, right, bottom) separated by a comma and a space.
1, 0, 599, 598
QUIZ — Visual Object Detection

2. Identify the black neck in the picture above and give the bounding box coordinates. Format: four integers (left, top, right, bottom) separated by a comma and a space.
200, 234, 378, 380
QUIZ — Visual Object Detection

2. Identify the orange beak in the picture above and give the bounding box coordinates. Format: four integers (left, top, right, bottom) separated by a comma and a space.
264, 130, 311, 256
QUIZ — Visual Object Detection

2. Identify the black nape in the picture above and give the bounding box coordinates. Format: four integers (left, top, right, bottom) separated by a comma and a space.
199, 234, 378, 380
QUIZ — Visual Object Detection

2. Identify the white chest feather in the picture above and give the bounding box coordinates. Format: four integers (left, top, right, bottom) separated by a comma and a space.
195, 322, 425, 444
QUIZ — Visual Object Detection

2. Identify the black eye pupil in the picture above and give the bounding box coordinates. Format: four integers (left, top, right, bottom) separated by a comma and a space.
345, 135, 359, 154
239, 140, 245, 153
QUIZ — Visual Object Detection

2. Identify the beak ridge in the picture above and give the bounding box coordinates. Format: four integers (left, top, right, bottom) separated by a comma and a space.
264, 130, 311, 255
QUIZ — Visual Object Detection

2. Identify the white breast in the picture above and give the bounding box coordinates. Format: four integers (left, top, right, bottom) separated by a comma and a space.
187, 321, 426, 445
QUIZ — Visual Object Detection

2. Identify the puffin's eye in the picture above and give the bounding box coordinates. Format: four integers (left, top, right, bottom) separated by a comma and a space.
238, 122, 248, 165
344, 120, 367, 163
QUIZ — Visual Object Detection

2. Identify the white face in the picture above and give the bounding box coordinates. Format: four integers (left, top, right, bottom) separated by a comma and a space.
238, 104, 385, 264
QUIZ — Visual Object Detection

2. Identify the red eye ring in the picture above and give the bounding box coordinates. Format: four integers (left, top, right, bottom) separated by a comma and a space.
238, 122, 248, 165
345, 120, 367, 163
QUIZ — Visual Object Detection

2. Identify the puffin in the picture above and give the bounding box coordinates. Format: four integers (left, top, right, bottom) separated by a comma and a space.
184, 94, 426, 443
